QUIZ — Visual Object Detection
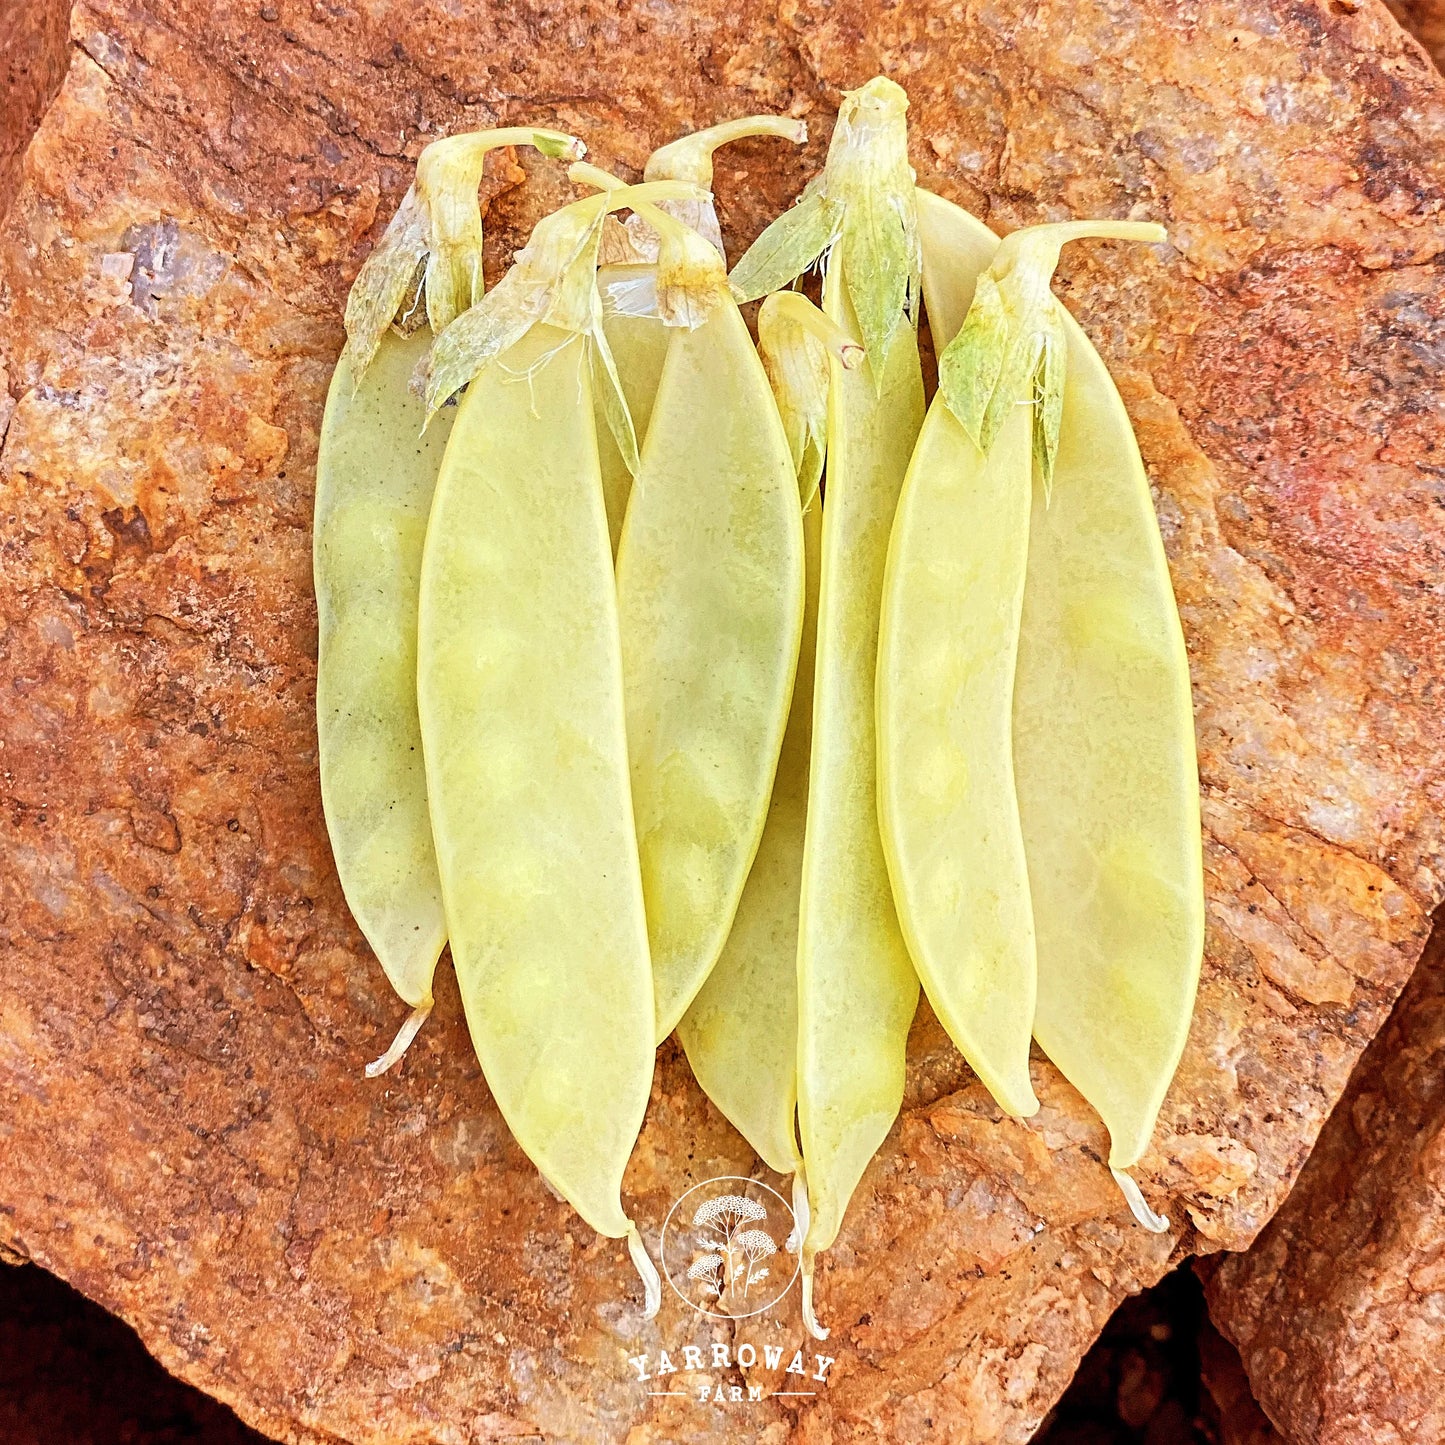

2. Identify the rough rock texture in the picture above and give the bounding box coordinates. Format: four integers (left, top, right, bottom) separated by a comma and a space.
2, 2, 1444, 1442
1197, 1319, 1282, 1445
1032, 1266, 1214, 1443
0, 1261, 269, 1444
1203, 918, 1445, 1443
1392, 0, 1445, 65
0, 0, 70, 220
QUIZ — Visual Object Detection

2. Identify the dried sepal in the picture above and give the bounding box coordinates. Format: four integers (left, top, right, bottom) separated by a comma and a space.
729, 180, 840, 304
423, 179, 705, 420
757, 290, 862, 508
1033, 306, 1069, 500
937, 270, 1008, 453
343, 185, 429, 382
422, 266, 552, 420
938, 218, 1166, 479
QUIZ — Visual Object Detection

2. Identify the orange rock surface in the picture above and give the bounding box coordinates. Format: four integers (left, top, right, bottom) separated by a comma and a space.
0, 0, 69, 218
2, 2, 1444, 1441
1204, 921, 1445, 1444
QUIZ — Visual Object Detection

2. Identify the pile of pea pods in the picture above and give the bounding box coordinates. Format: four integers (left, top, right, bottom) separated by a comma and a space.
313, 77, 1204, 1333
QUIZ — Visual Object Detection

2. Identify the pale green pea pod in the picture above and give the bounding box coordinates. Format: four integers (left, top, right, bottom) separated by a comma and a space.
571, 173, 809, 1044
731, 76, 924, 1341
588, 116, 808, 551
916, 189, 1199, 1232
678, 295, 858, 1178
876, 307, 1045, 1123
418, 180, 704, 1316
316, 127, 583, 1075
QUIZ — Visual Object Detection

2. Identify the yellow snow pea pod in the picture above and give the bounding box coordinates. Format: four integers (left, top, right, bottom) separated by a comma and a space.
417, 179, 704, 1313
590, 116, 808, 551
315, 127, 582, 1074
877, 366, 1042, 1118
731, 76, 924, 1339
677, 296, 859, 1180
570, 165, 809, 1041
916, 189, 1201, 1230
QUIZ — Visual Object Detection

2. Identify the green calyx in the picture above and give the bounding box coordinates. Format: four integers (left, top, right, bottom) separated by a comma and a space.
756, 291, 862, 508
938, 220, 1167, 493
422, 178, 706, 427
342, 127, 585, 384
417, 128, 585, 334
730, 76, 919, 371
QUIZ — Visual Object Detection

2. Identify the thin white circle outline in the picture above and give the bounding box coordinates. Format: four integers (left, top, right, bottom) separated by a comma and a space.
660, 1174, 802, 1320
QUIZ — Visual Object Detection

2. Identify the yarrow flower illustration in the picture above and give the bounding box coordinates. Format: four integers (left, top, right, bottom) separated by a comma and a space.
735, 1229, 777, 1289
693, 1194, 767, 1234
687, 1253, 728, 1299
689, 1194, 779, 1302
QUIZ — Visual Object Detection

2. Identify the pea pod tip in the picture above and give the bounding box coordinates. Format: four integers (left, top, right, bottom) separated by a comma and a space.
364, 1002, 433, 1078
627, 1226, 663, 1319
800, 1261, 830, 1341
1110, 1167, 1171, 1234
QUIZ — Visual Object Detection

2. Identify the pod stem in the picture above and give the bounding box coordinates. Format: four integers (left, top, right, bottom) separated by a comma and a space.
800, 1252, 830, 1341
1110, 1167, 1171, 1234
364, 1002, 432, 1078
644, 114, 808, 189
627, 1224, 663, 1319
